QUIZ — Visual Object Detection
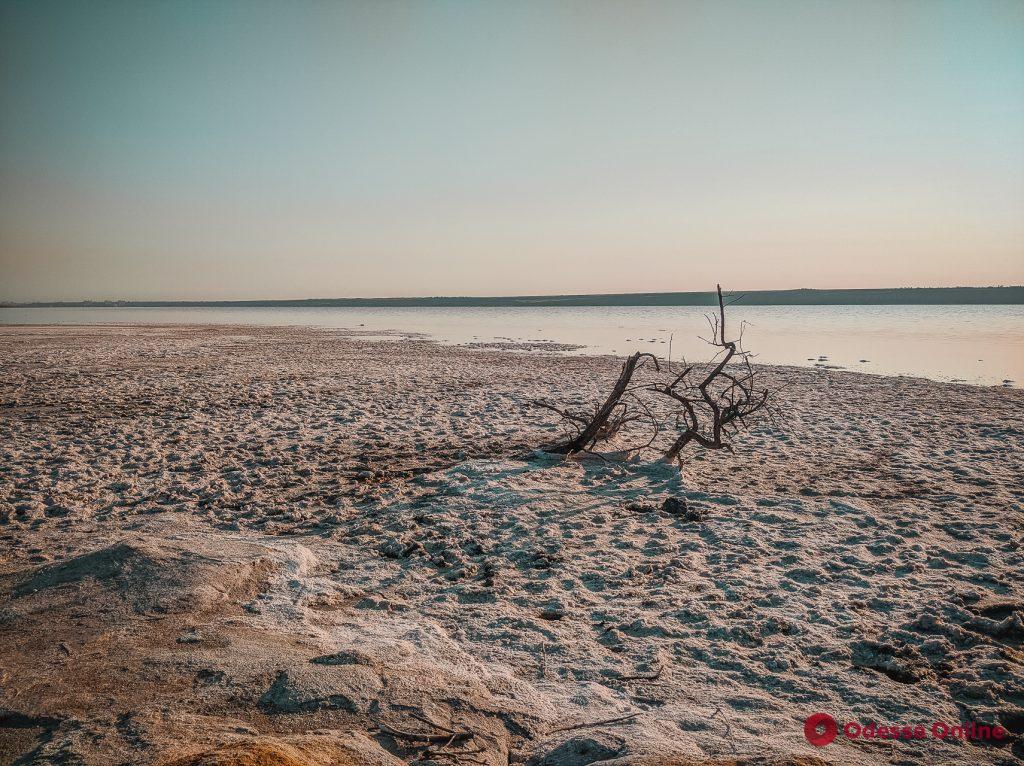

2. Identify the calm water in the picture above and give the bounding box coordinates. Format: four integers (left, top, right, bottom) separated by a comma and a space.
2, 305, 1022, 387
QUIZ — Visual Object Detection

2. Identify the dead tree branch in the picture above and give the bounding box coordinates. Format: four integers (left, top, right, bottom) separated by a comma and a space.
655, 285, 770, 462
539, 352, 660, 454
532, 285, 772, 462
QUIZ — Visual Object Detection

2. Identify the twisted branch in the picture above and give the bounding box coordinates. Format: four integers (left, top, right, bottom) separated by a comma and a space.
532, 285, 772, 462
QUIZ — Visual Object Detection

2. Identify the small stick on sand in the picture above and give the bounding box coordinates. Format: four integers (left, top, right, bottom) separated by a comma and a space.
710, 705, 738, 754
546, 711, 640, 734
410, 711, 456, 734
378, 720, 466, 743
615, 663, 663, 682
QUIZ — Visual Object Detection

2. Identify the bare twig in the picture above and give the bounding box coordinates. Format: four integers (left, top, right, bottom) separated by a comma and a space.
543, 352, 660, 454
410, 711, 456, 735
615, 663, 664, 682
378, 720, 466, 744
546, 711, 640, 734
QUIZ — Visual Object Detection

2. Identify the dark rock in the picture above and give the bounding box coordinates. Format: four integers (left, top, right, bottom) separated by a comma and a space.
684, 506, 708, 522
661, 497, 687, 515
309, 649, 373, 666
379, 539, 406, 558
540, 599, 566, 621
527, 733, 625, 766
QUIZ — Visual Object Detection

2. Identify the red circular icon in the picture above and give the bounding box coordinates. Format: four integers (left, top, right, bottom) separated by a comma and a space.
804, 712, 838, 747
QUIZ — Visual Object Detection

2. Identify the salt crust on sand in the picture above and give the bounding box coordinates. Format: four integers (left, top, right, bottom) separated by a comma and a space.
0, 324, 1021, 765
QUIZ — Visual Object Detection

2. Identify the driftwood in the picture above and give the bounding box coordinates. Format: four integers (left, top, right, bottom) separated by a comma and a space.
537, 351, 660, 454
655, 284, 770, 460
533, 285, 771, 463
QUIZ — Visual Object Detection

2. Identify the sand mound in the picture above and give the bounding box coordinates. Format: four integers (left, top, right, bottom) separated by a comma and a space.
9, 539, 274, 614
161, 732, 402, 766
257, 617, 555, 764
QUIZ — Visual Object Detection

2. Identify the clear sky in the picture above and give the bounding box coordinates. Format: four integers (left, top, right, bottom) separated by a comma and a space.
1, 0, 1022, 301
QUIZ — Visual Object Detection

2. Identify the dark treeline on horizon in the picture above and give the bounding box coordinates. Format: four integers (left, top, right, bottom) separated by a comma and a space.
4, 286, 1023, 308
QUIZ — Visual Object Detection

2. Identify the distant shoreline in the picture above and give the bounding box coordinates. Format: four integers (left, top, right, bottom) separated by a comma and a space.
4, 286, 1023, 308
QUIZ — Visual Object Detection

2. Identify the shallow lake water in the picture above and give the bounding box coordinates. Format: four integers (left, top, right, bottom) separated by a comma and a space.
2, 304, 1021, 387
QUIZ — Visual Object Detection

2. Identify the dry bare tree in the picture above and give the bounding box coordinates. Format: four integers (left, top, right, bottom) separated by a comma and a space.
533, 285, 771, 463
534, 350, 662, 455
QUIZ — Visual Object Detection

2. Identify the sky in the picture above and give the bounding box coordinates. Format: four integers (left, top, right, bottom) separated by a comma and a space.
1, 0, 1022, 301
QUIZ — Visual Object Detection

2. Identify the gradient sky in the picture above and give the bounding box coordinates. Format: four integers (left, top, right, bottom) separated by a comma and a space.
1, 0, 1022, 301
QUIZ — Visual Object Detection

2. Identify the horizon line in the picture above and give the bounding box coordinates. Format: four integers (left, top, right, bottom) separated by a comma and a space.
3, 285, 1024, 308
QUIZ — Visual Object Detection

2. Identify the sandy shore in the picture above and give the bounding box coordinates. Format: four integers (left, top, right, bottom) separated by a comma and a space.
0, 324, 1022, 765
